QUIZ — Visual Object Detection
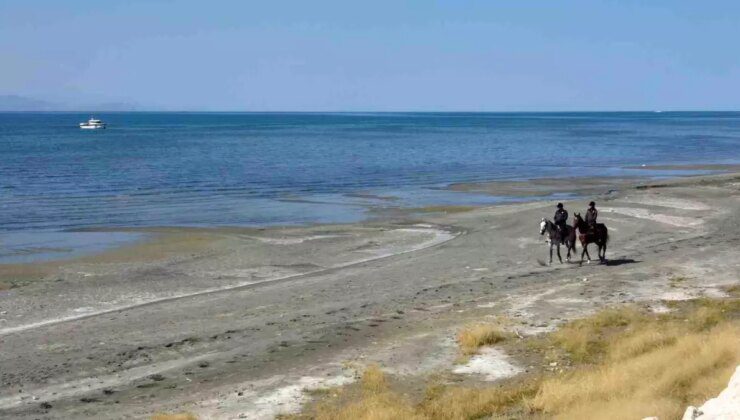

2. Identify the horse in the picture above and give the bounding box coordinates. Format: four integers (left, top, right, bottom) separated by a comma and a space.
573, 213, 609, 264
539, 218, 577, 265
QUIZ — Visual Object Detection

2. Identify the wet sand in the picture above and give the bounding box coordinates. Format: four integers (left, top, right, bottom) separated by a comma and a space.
1, 169, 739, 419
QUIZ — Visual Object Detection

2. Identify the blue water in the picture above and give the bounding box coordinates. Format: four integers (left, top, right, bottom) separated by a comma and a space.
1, 112, 739, 261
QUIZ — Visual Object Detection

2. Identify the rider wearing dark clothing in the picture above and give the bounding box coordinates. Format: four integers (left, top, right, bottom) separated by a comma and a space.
585, 201, 598, 229
554, 203, 568, 235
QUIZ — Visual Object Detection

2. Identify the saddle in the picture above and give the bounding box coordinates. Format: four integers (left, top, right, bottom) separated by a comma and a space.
585, 222, 602, 235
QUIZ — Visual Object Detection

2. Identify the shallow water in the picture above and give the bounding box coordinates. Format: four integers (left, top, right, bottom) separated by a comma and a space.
0, 231, 145, 264
1, 112, 739, 261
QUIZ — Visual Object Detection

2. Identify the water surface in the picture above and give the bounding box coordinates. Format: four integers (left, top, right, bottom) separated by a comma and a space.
1, 112, 738, 261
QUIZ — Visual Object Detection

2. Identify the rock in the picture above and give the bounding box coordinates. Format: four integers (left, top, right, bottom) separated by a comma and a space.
681, 407, 701, 420
679, 365, 740, 420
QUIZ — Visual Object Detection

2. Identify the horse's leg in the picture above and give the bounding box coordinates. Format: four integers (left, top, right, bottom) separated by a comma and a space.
549, 243, 553, 265
583, 242, 592, 264
572, 234, 578, 260
601, 241, 607, 263
557, 243, 563, 264
580, 242, 587, 264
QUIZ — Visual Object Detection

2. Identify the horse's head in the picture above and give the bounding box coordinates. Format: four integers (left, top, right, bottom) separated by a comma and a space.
573, 213, 583, 227
539, 218, 547, 235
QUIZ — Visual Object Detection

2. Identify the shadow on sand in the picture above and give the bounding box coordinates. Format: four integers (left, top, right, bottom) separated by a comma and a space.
604, 258, 639, 266
536, 258, 639, 267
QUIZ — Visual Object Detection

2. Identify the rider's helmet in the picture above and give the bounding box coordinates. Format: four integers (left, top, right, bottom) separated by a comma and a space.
557, 203, 564, 208
589, 201, 595, 207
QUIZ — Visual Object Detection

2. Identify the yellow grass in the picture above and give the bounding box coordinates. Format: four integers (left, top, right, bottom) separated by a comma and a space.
532, 322, 739, 420
310, 366, 426, 420
456, 323, 510, 356
294, 295, 739, 420
420, 380, 540, 419
550, 306, 646, 362
151, 413, 198, 420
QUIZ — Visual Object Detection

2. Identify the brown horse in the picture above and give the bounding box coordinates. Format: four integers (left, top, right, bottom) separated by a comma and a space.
573, 213, 609, 264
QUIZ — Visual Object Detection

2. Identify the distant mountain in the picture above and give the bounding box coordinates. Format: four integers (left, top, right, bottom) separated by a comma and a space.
0, 95, 142, 111
89, 102, 140, 111
0, 95, 59, 111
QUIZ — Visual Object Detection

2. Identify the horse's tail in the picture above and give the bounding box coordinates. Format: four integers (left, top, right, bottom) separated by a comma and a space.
603, 226, 609, 244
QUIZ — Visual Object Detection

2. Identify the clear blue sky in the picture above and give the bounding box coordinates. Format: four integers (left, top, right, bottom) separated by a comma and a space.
2, 0, 739, 111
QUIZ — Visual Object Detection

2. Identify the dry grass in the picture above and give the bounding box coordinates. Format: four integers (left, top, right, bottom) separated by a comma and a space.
457, 323, 510, 356
293, 294, 739, 420
307, 366, 426, 420
419, 380, 541, 419
151, 413, 198, 420
533, 322, 739, 419
726, 284, 740, 296
531, 298, 740, 419
550, 306, 646, 362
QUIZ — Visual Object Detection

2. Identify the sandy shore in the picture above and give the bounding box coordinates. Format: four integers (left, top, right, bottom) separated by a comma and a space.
1, 169, 739, 419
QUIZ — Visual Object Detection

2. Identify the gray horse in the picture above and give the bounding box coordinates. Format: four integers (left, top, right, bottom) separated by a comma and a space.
539, 218, 576, 265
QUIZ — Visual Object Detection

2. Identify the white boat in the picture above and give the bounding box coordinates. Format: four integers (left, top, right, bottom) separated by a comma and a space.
79, 117, 106, 129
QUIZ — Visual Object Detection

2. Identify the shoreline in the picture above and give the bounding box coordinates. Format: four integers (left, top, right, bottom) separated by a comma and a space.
1, 162, 735, 267
1, 166, 739, 419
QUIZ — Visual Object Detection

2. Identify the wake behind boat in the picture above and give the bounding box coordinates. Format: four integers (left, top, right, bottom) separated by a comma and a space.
79, 117, 106, 129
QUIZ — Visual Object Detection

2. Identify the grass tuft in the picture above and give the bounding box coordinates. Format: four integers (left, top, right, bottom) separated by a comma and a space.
457, 324, 510, 356
360, 365, 388, 394
310, 366, 426, 420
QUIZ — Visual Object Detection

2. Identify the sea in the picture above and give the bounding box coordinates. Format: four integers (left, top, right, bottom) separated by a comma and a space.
1, 112, 739, 262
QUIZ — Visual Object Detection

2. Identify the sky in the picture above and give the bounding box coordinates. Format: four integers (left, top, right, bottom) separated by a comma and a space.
1, 0, 739, 111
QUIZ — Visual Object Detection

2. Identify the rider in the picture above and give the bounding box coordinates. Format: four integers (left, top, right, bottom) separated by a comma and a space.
585, 201, 598, 230
554, 203, 568, 237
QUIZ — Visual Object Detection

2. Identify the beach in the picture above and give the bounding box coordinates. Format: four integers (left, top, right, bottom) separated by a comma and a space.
1, 168, 738, 419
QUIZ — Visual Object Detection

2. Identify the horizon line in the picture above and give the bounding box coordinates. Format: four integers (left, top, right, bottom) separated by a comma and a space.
2, 109, 740, 114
